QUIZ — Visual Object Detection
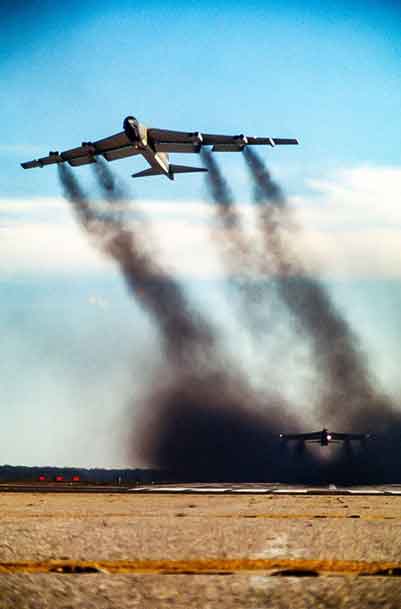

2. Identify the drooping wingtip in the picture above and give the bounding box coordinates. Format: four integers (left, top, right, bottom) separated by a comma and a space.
21, 160, 40, 169
271, 138, 299, 146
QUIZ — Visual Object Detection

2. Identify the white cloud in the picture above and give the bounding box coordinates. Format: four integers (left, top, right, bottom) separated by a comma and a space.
1, 164, 401, 279
0, 197, 224, 278
0, 219, 112, 275
297, 165, 401, 229
291, 165, 401, 277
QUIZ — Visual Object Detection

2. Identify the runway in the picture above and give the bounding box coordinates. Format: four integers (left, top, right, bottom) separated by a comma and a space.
2, 482, 401, 495
2, 486, 401, 607
129, 483, 401, 496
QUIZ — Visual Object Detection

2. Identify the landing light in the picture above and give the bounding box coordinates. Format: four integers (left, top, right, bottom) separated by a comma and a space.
327, 434, 332, 441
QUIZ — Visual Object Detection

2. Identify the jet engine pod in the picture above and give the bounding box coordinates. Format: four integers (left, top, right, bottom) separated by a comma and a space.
234, 134, 248, 149
38, 151, 63, 166
192, 131, 203, 148
81, 142, 96, 155
213, 134, 248, 152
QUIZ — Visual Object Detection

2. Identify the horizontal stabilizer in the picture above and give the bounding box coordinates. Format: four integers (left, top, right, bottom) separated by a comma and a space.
169, 164, 207, 175
131, 167, 164, 178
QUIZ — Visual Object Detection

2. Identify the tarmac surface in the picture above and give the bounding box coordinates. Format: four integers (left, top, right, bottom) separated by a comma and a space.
1, 483, 401, 607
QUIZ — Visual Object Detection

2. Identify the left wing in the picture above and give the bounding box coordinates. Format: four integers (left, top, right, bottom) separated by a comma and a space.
21, 151, 64, 169
21, 131, 140, 169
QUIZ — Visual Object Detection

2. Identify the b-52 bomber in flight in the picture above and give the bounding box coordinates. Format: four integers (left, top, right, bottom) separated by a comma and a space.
21, 115, 299, 180
280, 428, 372, 448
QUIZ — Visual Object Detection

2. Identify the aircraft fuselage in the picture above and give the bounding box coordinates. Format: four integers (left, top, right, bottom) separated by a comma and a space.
123, 116, 174, 179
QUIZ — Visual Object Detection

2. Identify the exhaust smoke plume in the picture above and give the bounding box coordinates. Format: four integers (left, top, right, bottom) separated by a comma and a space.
202, 149, 277, 333
57, 154, 401, 483
243, 148, 401, 480
58, 162, 213, 363
201, 148, 253, 267
58, 161, 304, 482
201, 149, 235, 212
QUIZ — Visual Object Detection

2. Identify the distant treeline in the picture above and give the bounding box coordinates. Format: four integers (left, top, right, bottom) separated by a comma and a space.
0, 465, 174, 484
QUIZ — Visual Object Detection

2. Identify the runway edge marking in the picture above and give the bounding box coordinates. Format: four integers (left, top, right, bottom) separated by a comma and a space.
1, 558, 401, 576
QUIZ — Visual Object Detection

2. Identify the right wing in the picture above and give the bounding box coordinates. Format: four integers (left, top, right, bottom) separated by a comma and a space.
21, 131, 140, 169
280, 432, 321, 441
148, 128, 298, 153
330, 432, 372, 442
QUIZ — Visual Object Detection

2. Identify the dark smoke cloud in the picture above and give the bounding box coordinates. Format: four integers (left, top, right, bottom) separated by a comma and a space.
57, 161, 307, 482
243, 148, 401, 479
57, 157, 401, 483
137, 367, 401, 484
136, 369, 308, 482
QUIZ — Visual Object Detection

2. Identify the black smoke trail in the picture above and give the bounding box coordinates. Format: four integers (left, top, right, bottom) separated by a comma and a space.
58, 163, 214, 364
57, 159, 401, 482
92, 156, 127, 203
202, 148, 277, 333
201, 148, 237, 223
58, 161, 306, 481
201, 148, 252, 265
243, 147, 401, 441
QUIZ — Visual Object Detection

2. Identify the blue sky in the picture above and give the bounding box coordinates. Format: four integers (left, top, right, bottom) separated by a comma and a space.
1, 1, 401, 466
1, 0, 400, 199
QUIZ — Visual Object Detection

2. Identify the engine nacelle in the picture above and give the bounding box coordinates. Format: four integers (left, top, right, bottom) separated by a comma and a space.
192, 132, 203, 144
234, 134, 248, 148
190, 131, 203, 151
81, 142, 96, 154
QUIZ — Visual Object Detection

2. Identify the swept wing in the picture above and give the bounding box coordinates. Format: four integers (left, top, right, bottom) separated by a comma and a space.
280, 432, 322, 442
329, 432, 372, 442
149, 128, 298, 153
21, 131, 140, 169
